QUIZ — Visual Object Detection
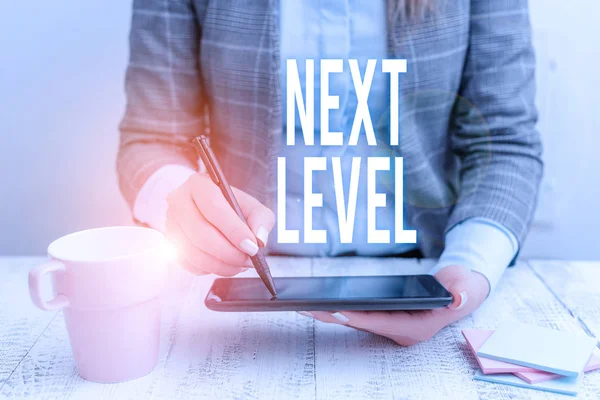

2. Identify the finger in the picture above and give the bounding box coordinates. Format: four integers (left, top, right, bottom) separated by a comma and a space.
306, 310, 416, 332
166, 217, 247, 277
309, 311, 377, 330
435, 266, 471, 310
185, 246, 248, 277
167, 218, 245, 276
334, 310, 442, 339
450, 290, 468, 310
179, 259, 210, 276
166, 220, 208, 275
168, 188, 252, 267
304, 311, 428, 343
189, 174, 260, 256
165, 217, 196, 265
298, 312, 374, 335
232, 187, 275, 247
389, 336, 420, 347
305, 311, 346, 324
304, 312, 418, 341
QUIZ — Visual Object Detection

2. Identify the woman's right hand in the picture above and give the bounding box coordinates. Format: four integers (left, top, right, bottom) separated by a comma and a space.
165, 173, 275, 276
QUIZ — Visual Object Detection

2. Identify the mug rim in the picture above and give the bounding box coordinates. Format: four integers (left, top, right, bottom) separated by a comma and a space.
47, 226, 165, 264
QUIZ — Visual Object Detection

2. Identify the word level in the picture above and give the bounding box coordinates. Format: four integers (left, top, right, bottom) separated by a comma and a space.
277, 156, 417, 245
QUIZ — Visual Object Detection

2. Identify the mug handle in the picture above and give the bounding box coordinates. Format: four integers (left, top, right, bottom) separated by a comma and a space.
28, 260, 70, 310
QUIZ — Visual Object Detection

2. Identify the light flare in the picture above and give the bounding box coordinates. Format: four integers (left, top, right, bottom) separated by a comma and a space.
160, 240, 179, 263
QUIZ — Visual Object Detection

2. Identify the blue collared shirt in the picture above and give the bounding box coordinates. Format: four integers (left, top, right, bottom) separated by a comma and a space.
273, 0, 518, 292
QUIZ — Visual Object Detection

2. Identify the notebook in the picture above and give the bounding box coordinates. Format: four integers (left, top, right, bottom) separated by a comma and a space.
476, 321, 598, 377
462, 329, 538, 374
515, 351, 600, 384
474, 372, 581, 396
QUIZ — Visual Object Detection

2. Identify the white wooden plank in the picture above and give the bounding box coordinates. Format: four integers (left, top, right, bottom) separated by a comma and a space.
3, 257, 600, 400
528, 261, 600, 339
312, 259, 600, 400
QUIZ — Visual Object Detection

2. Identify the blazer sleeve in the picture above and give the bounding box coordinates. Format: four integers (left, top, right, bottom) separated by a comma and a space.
446, 0, 544, 245
117, 0, 204, 210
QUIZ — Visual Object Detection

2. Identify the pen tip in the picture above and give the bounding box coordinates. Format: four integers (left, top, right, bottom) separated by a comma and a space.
265, 278, 277, 297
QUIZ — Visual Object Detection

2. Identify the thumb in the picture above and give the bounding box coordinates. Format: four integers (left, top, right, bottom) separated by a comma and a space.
434, 265, 470, 310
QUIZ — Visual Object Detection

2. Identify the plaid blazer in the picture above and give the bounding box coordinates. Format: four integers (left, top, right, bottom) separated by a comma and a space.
118, 0, 543, 258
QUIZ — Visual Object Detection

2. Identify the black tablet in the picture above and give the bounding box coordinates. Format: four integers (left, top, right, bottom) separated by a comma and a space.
205, 275, 453, 312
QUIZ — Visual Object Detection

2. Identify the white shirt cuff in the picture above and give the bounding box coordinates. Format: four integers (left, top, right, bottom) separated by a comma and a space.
133, 164, 197, 232
429, 218, 519, 294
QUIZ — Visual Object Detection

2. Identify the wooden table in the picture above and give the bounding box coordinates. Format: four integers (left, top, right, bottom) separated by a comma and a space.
0, 257, 599, 399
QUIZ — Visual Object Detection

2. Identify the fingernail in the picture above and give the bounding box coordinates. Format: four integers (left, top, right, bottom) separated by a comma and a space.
207, 293, 222, 302
454, 291, 468, 310
240, 239, 259, 256
256, 225, 269, 247
297, 311, 313, 318
331, 312, 349, 323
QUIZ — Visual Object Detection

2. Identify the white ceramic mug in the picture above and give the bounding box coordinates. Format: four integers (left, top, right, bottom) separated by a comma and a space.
28, 226, 170, 383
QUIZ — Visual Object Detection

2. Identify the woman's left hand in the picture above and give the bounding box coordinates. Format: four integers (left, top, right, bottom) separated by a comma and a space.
302, 265, 490, 346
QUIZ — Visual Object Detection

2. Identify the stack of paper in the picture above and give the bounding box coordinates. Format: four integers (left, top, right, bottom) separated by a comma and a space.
462, 321, 599, 396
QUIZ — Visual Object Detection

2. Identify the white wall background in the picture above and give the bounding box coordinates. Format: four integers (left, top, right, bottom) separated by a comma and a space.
0, 1, 598, 259
524, 0, 600, 259
0, 0, 132, 255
